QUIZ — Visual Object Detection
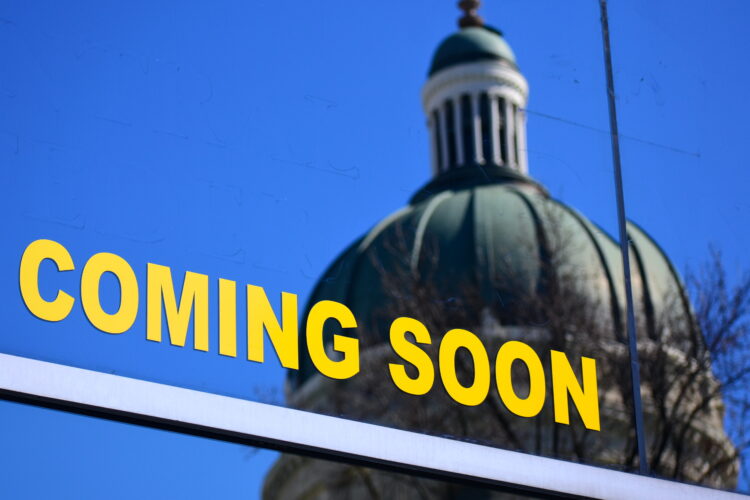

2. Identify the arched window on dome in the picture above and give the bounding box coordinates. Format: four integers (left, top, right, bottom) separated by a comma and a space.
479, 93, 493, 165
431, 110, 444, 173
497, 96, 508, 167
460, 94, 475, 166
444, 100, 457, 168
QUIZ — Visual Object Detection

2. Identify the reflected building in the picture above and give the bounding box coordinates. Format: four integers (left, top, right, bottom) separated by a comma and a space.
264, 3, 737, 497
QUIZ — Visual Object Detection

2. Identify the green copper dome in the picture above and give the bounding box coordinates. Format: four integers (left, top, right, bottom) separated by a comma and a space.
429, 26, 517, 76
290, 167, 693, 388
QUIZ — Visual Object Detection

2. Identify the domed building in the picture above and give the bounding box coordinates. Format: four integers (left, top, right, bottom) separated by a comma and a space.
264, 4, 737, 498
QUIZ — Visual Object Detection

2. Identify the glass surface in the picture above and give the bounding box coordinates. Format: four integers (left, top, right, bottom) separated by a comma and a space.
0, 400, 277, 499
4, 400, 555, 499
0, 1, 656, 496
609, 0, 750, 493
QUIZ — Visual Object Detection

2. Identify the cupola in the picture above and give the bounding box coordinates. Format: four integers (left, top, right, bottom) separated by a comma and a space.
423, 1, 529, 175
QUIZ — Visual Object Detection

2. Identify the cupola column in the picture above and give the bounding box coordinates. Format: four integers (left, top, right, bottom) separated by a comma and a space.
453, 97, 465, 166
515, 105, 527, 174
489, 95, 502, 165
472, 93, 484, 164
505, 98, 516, 167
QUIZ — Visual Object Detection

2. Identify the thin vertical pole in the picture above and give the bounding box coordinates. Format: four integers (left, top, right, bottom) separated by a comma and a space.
598, 0, 649, 475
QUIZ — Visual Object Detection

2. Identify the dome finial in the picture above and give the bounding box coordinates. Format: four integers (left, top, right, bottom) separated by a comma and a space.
458, 0, 484, 28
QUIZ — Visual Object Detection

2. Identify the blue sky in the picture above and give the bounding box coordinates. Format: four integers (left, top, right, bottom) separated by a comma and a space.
1, 0, 748, 497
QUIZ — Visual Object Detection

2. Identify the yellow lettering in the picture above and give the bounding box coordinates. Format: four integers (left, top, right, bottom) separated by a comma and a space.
81, 252, 138, 334
439, 329, 490, 406
388, 317, 434, 396
551, 350, 600, 431
496, 341, 545, 418
306, 300, 359, 379
219, 278, 237, 357
146, 263, 209, 351
19, 239, 75, 322
247, 285, 298, 369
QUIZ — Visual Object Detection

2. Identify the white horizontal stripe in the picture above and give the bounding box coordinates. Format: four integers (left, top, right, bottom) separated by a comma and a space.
0, 353, 741, 499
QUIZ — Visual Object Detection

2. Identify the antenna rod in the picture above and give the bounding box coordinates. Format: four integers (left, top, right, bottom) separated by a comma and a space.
598, 0, 649, 475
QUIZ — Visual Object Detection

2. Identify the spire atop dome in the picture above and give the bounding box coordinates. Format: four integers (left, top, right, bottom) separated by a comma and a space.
458, 0, 484, 28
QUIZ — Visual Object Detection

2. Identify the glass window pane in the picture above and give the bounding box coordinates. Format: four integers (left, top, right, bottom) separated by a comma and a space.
0, 1, 665, 495
609, 0, 749, 493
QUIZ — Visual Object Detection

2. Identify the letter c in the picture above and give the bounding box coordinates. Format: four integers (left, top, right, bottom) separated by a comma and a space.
19, 239, 75, 322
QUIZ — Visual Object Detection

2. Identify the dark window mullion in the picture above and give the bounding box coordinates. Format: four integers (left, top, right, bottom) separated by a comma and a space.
444, 100, 457, 168
432, 110, 443, 171
460, 94, 474, 167
498, 97, 508, 166
479, 93, 493, 165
